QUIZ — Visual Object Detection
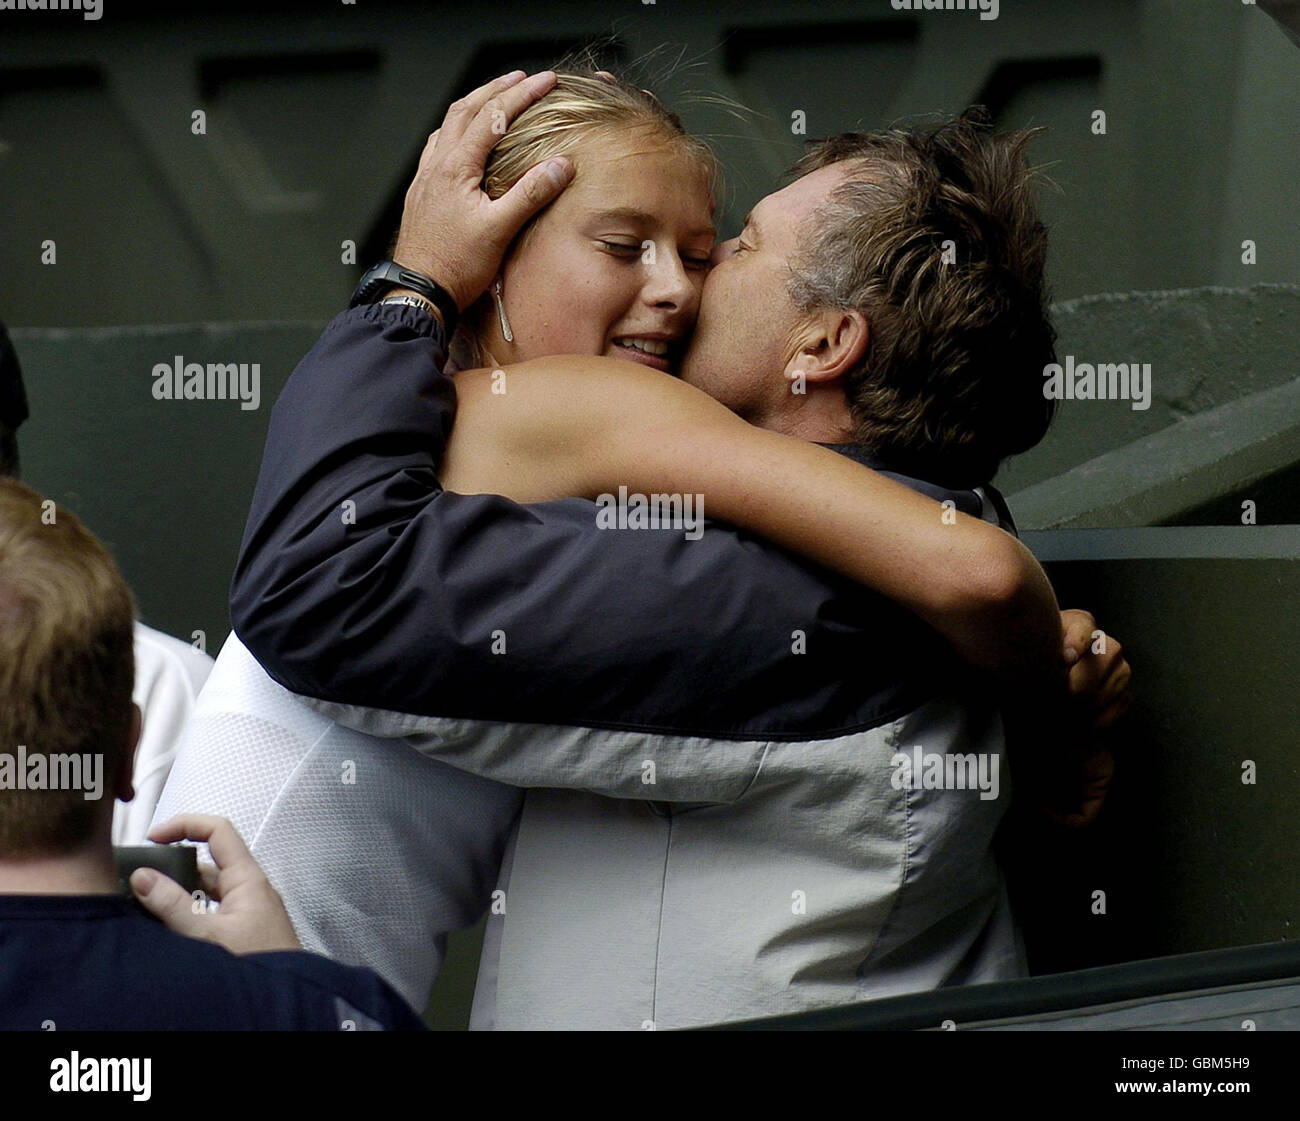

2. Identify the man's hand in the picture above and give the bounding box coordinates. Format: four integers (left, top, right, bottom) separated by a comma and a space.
129, 814, 301, 955
391, 70, 575, 311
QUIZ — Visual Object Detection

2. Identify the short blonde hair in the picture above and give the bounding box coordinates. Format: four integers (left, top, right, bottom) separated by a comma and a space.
482, 71, 718, 200
0, 477, 135, 856
453, 69, 719, 368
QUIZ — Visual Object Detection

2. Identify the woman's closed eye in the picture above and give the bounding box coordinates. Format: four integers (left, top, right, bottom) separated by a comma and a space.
599, 240, 711, 271
599, 239, 643, 256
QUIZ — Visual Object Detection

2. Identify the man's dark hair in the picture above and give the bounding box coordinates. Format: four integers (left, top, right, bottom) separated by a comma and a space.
0, 321, 29, 479
787, 108, 1057, 486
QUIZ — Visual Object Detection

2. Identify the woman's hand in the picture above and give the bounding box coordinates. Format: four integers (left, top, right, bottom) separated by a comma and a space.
1010, 610, 1131, 828
391, 70, 575, 311
1060, 609, 1134, 730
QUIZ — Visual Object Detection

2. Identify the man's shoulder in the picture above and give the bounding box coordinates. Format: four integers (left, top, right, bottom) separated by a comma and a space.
239, 950, 427, 1031
0, 896, 424, 1031
131, 914, 425, 1030
822, 442, 1015, 532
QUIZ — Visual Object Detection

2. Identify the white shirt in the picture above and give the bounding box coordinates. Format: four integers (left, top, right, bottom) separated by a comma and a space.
112, 623, 215, 844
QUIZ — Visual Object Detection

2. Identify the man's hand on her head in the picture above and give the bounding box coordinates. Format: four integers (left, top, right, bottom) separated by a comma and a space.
391, 70, 575, 311
129, 814, 301, 955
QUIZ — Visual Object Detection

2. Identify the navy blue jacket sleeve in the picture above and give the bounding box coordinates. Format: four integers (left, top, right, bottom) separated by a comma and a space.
229, 303, 943, 741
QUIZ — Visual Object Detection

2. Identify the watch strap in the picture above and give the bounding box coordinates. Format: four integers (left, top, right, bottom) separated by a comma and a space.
351, 261, 459, 335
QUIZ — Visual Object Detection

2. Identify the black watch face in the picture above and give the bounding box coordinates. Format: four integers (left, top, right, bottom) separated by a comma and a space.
353, 262, 396, 305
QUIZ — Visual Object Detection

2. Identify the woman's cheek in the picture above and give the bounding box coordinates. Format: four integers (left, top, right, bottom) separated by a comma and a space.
572, 265, 634, 340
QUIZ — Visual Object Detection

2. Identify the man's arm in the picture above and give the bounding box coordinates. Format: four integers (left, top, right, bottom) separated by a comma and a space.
230, 302, 931, 744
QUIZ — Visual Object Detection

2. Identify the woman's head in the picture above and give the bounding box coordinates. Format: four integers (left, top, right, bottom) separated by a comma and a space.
453, 71, 719, 375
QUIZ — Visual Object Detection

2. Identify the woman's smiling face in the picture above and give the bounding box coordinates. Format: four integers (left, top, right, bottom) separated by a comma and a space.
487, 129, 716, 375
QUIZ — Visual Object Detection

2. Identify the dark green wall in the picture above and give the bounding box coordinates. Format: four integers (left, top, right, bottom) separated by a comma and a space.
11, 321, 318, 647
1014, 532, 1300, 977
3, 0, 1299, 331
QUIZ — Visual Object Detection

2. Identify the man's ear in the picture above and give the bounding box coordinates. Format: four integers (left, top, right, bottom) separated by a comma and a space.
116, 703, 141, 803
785, 307, 869, 386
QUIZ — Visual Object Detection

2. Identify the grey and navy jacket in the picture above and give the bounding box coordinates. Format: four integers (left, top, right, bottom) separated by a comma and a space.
230, 303, 1026, 1028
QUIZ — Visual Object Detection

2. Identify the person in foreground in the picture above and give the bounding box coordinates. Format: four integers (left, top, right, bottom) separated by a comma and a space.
189, 70, 1128, 1027
0, 477, 424, 1031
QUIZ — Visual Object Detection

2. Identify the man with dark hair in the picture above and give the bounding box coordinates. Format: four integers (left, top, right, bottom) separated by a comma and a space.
214, 78, 1127, 1028
796, 113, 1057, 483
0, 476, 424, 1030
682, 111, 1057, 488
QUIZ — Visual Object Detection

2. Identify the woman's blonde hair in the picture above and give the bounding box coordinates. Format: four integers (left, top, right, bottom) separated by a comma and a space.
452, 68, 719, 368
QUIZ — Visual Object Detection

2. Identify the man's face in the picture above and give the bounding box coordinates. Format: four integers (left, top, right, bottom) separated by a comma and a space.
679, 162, 856, 426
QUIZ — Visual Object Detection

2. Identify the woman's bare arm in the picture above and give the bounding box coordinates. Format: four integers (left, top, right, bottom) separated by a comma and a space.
443, 356, 1064, 683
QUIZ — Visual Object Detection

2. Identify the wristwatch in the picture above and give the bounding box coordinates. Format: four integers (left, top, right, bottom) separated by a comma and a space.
350, 260, 459, 335
380, 294, 436, 316
380, 294, 443, 327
